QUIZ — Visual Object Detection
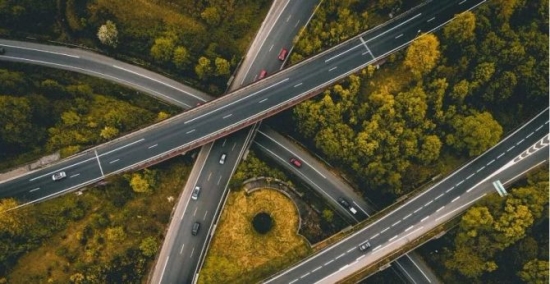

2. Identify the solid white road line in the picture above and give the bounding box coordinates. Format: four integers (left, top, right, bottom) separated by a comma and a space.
95, 150, 104, 176
436, 193, 487, 222
365, 13, 422, 43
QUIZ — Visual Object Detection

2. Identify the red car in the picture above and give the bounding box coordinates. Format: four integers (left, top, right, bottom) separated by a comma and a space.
258, 69, 267, 80
290, 158, 302, 168
278, 48, 288, 61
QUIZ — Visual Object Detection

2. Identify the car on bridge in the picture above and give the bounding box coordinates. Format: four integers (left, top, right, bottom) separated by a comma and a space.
51, 171, 67, 181
191, 186, 201, 200
358, 241, 371, 252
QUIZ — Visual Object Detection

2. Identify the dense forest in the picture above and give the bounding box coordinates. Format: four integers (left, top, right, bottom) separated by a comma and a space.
0, 64, 178, 171
0, 0, 270, 94
289, 0, 548, 196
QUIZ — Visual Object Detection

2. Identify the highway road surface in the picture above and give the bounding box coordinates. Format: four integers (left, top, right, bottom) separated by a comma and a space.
262, 108, 549, 283
0, 0, 485, 207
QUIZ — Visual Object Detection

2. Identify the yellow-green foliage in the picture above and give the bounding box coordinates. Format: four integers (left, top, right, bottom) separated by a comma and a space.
199, 189, 310, 283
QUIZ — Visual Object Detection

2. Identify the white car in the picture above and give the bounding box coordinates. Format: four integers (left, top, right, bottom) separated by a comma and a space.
219, 153, 227, 164
51, 171, 67, 181
191, 186, 201, 200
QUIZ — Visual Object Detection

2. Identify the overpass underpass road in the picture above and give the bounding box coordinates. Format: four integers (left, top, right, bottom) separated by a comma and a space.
262, 109, 549, 283
0, 0, 487, 205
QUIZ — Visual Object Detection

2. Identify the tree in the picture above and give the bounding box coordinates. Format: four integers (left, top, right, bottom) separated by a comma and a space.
139, 236, 159, 257
194, 56, 213, 79
518, 259, 549, 284
446, 111, 503, 156
417, 135, 442, 164
173, 46, 190, 69
0, 96, 33, 145
100, 126, 119, 140
214, 57, 231, 76
201, 6, 221, 26
151, 37, 175, 63
322, 209, 334, 222
130, 173, 151, 193
443, 11, 476, 43
97, 20, 118, 48
403, 34, 441, 78
0, 198, 31, 235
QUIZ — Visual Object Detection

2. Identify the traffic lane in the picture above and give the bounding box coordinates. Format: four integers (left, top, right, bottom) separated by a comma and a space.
265, 110, 548, 283
0, 39, 209, 107
252, 136, 366, 222
394, 253, 441, 284
162, 130, 251, 284
256, 127, 376, 215
254, 0, 319, 77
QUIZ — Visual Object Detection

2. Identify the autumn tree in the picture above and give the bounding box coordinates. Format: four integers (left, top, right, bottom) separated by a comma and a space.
0, 198, 31, 235
130, 173, 151, 193
151, 37, 176, 63
214, 57, 231, 76
195, 56, 213, 79
443, 11, 476, 43
518, 259, 549, 284
403, 34, 441, 78
173, 46, 190, 69
139, 236, 159, 257
97, 20, 118, 48
0, 96, 34, 146
446, 111, 503, 156
201, 6, 221, 26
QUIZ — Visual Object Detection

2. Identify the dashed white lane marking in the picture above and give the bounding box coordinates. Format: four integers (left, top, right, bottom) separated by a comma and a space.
403, 214, 412, 220
526, 132, 534, 138
446, 187, 454, 193
395, 34, 403, 39
324, 260, 334, 266
425, 200, 433, 207
329, 66, 337, 72
459, 0, 466, 4
392, 220, 401, 227
294, 83, 303, 87
536, 125, 544, 131
370, 233, 380, 240
507, 146, 515, 151
269, 44, 274, 51
294, 20, 300, 28
109, 159, 119, 164
389, 235, 398, 242
405, 226, 414, 232
421, 216, 429, 222
335, 253, 345, 260
70, 174, 80, 178
427, 17, 435, 22
289, 279, 298, 284
413, 207, 423, 214
180, 243, 185, 254
222, 114, 233, 119
381, 227, 390, 234
452, 196, 460, 203
436, 206, 445, 212
30, 188, 40, 192
259, 98, 267, 103
517, 139, 525, 145
190, 248, 195, 258
347, 248, 354, 253
312, 266, 322, 273
148, 144, 158, 149
487, 159, 495, 165
497, 153, 505, 159
466, 173, 475, 180
207, 171, 213, 181
203, 210, 208, 220
186, 129, 195, 134
456, 180, 464, 186
435, 193, 444, 200
217, 176, 222, 185
477, 166, 485, 173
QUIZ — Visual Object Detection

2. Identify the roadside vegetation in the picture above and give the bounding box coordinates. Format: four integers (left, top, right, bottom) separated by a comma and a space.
288, 0, 547, 198
0, 63, 179, 172
423, 167, 549, 283
0, 0, 270, 94
0, 157, 193, 283
199, 189, 310, 283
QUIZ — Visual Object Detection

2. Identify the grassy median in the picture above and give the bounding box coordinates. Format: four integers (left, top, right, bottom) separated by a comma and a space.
198, 189, 311, 283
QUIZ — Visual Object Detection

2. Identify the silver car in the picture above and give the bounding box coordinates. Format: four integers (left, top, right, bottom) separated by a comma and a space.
191, 186, 201, 200
52, 171, 67, 181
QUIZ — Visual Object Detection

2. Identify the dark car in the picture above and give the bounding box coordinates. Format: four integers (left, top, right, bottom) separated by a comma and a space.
192, 222, 201, 236
191, 186, 201, 200
338, 197, 350, 208
290, 158, 302, 168
258, 69, 267, 80
0, 47, 5, 55
358, 241, 371, 252
278, 48, 288, 61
